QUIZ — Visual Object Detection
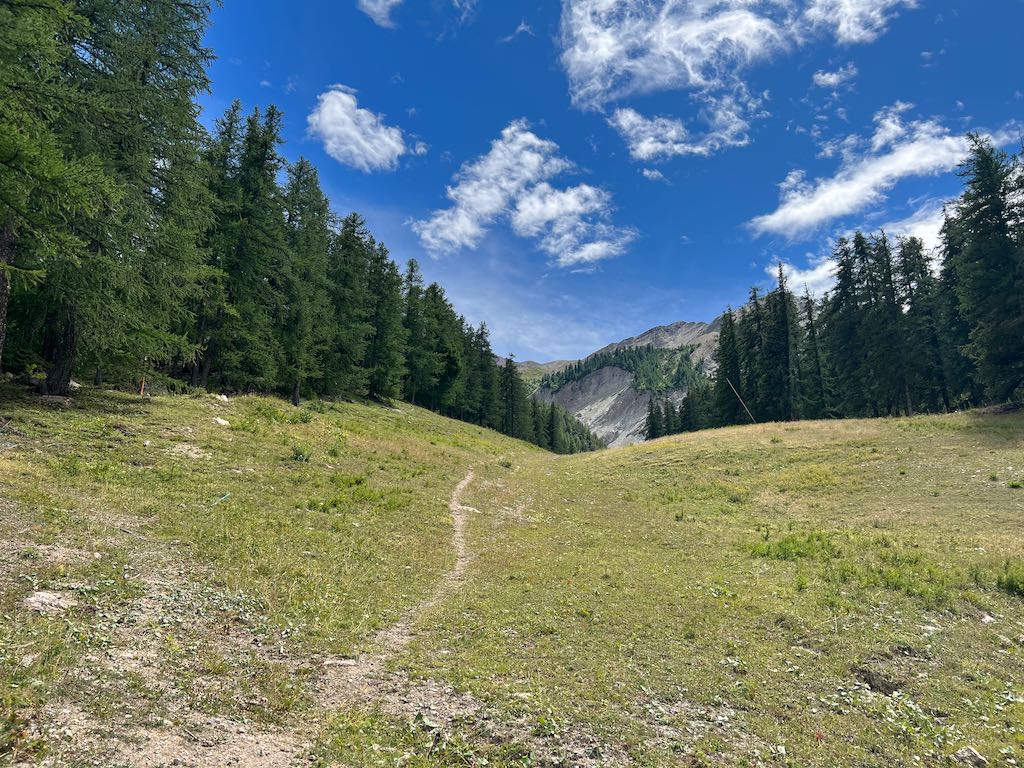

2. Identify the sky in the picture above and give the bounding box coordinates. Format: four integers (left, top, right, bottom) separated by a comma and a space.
200, 0, 1023, 362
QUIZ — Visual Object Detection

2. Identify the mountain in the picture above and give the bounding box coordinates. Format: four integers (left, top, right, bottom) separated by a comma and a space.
525, 318, 721, 447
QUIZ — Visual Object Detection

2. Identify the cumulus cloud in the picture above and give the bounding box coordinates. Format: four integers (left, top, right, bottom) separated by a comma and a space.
307, 85, 420, 173
750, 104, 979, 237
411, 120, 635, 267
812, 62, 858, 88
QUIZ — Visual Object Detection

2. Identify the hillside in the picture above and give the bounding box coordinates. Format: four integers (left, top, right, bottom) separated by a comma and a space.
3, 388, 1023, 766
526, 319, 721, 447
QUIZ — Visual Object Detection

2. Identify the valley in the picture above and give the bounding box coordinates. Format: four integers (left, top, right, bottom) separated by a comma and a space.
3, 387, 1022, 766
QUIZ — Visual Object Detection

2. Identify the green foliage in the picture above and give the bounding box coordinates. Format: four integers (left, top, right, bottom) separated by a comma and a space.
541, 345, 698, 394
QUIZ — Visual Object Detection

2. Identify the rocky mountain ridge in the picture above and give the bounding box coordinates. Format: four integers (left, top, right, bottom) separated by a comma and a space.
523, 318, 721, 447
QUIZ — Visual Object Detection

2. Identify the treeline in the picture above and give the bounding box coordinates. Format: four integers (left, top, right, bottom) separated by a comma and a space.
540, 345, 697, 393
0, 0, 600, 454
648, 135, 1024, 439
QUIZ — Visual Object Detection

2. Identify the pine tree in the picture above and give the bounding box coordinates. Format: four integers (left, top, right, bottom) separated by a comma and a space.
324, 213, 373, 397
280, 158, 333, 405
737, 287, 767, 420
401, 259, 442, 405
712, 308, 744, 426
364, 243, 406, 400
37, 0, 214, 394
949, 136, 1024, 400
822, 237, 868, 416
799, 289, 827, 419
548, 401, 567, 453
936, 213, 982, 407
896, 236, 949, 412
214, 106, 288, 391
761, 265, 802, 421
0, 1, 109, 373
645, 399, 663, 439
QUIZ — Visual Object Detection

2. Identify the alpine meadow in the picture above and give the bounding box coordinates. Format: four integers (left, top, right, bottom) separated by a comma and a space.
2, 1, 1024, 767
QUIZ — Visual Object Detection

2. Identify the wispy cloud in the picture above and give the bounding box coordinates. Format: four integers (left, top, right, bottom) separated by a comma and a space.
357, 0, 477, 28
749, 103, 999, 238
560, 0, 915, 159
307, 85, 422, 173
357, 0, 403, 27
411, 120, 635, 268
812, 62, 858, 88
609, 100, 751, 161
500, 20, 534, 43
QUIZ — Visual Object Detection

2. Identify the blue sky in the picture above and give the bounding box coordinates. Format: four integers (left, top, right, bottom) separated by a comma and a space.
200, 1, 1022, 362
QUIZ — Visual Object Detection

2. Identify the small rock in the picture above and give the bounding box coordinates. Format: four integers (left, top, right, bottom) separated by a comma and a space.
38, 395, 73, 408
24, 590, 78, 615
324, 658, 358, 668
215, 394, 229, 402
980, 614, 996, 625
213, 417, 230, 427
951, 746, 988, 766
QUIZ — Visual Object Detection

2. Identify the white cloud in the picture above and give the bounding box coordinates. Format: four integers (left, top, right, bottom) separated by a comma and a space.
879, 198, 947, 252
411, 120, 634, 267
641, 168, 668, 182
804, 0, 916, 43
559, 0, 915, 158
560, 0, 789, 111
812, 62, 858, 88
501, 20, 534, 43
358, 0, 476, 27
560, 0, 915, 109
769, 256, 838, 297
610, 99, 751, 161
750, 104, 977, 237
307, 85, 421, 173
357, 0, 403, 27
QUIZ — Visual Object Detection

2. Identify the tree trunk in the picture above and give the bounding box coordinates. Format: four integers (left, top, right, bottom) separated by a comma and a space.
42, 308, 78, 396
199, 346, 213, 390
291, 376, 301, 407
0, 222, 14, 373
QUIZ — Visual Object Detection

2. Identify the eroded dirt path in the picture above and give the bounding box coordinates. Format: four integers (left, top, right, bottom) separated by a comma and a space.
319, 469, 476, 707
13, 469, 629, 767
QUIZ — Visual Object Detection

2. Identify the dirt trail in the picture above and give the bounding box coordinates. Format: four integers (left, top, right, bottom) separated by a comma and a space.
318, 468, 476, 706
15, 469, 629, 767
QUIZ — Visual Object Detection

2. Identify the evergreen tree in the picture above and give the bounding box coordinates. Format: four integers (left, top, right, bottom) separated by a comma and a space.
712, 308, 744, 426
323, 213, 373, 397
0, 0, 108, 373
895, 236, 949, 412
645, 398, 663, 439
401, 259, 441, 405
737, 287, 767, 420
949, 136, 1024, 400
37, 0, 214, 394
761, 265, 802, 421
799, 289, 828, 419
822, 237, 868, 416
363, 243, 406, 400
280, 158, 333, 405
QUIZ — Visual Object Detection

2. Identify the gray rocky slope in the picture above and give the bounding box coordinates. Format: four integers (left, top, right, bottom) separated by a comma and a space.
524, 318, 722, 448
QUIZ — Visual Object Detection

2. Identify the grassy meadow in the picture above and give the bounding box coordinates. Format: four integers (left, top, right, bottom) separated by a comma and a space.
1, 387, 1022, 766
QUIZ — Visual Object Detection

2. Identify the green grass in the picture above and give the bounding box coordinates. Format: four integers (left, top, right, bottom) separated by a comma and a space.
2, 388, 1023, 766
404, 412, 1024, 766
